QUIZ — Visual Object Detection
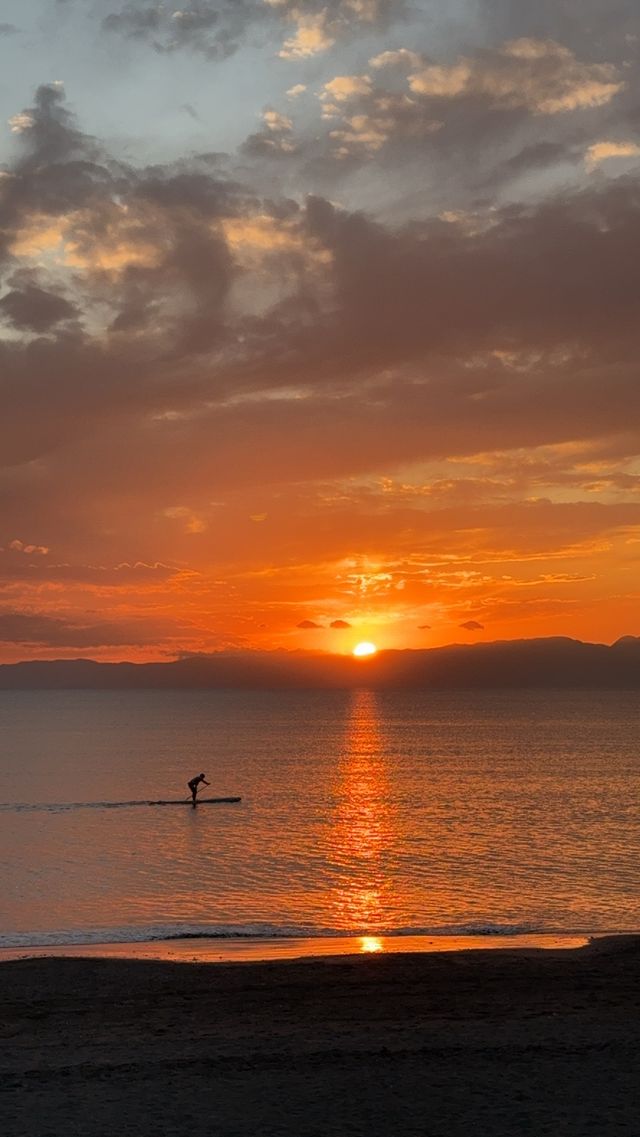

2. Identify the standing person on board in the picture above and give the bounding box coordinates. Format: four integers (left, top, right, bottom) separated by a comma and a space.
187, 772, 210, 806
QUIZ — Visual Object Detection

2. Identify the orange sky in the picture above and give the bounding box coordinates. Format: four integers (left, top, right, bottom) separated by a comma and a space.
1, 3, 640, 661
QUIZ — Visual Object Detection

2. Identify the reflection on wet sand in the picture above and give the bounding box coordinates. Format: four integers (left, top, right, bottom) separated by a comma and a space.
0, 934, 591, 965
360, 935, 383, 953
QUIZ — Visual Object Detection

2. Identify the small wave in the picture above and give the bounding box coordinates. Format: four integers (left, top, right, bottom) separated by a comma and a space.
0, 921, 544, 950
0, 799, 240, 813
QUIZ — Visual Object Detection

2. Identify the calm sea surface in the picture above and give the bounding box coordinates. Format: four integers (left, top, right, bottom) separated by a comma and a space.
0, 688, 638, 948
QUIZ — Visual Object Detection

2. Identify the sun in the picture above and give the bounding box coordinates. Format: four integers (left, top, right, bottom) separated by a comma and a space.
353, 641, 378, 658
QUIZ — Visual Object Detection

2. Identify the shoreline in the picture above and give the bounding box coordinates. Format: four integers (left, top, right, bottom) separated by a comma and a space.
0, 930, 601, 965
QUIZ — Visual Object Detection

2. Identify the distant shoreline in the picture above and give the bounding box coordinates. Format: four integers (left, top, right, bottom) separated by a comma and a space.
1, 635, 640, 689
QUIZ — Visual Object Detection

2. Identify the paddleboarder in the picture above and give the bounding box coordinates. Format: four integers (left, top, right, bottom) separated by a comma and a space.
187, 772, 210, 806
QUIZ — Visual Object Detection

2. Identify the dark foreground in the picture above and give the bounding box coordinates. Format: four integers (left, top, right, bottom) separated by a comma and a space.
1, 937, 639, 1137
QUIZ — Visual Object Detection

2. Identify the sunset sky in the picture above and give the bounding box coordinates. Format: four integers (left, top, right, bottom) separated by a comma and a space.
1, 0, 639, 661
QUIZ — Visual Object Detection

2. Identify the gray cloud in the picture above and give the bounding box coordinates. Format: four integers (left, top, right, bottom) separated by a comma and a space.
241, 110, 298, 159
100, 0, 402, 61
0, 610, 168, 647
102, 1, 265, 61
0, 285, 77, 332
477, 0, 640, 62
305, 35, 626, 190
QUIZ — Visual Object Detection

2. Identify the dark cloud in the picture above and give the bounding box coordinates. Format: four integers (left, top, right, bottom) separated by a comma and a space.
241, 111, 298, 160
0, 85, 109, 267
504, 139, 581, 174
418, 624, 431, 629
101, 0, 401, 61
102, 1, 264, 61
330, 619, 351, 628
8, 82, 97, 167
0, 23, 19, 35
0, 610, 166, 647
0, 285, 77, 332
460, 620, 484, 631
297, 619, 324, 628
0, 86, 251, 467
477, 0, 640, 62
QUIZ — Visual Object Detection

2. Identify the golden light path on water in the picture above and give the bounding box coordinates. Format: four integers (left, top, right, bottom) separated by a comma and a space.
326, 689, 393, 934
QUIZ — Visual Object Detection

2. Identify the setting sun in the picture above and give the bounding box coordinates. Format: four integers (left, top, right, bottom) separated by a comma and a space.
353, 642, 378, 658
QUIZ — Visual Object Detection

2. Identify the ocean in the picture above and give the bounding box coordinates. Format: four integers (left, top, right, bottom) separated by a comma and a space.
1, 687, 638, 949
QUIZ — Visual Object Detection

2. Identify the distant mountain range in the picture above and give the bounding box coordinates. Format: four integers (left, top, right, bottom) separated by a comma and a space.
1, 636, 639, 689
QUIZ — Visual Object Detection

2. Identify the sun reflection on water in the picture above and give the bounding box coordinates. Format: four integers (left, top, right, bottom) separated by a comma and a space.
327, 689, 395, 934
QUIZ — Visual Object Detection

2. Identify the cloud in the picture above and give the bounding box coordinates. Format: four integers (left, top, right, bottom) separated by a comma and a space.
278, 9, 334, 58
0, 557, 182, 590
0, 23, 19, 36
317, 34, 618, 163
8, 113, 35, 134
0, 285, 77, 332
459, 620, 484, 631
297, 619, 324, 628
5, 540, 49, 556
318, 82, 441, 155
339, 38, 624, 167
322, 75, 373, 104
101, 0, 400, 62
405, 39, 623, 115
417, 624, 431, 629
2, 72, 640, 657
101, 2, 262, 61
330, 618, 351, 627
585, 140, 640, 168
241, 109, 297, 158
369, 48, 421, 70
0, 610, 166, 648
276, 0, 400, 58
476, 0, 640, 63
1, 83, 243, 350
4, 75, 640, 497
504, 140, 580, 175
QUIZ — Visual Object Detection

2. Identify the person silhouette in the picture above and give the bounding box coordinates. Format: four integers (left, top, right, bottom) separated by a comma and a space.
187, 772, 210, 806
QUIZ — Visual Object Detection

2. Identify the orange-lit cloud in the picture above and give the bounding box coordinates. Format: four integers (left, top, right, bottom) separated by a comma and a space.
406, 40, 623, 114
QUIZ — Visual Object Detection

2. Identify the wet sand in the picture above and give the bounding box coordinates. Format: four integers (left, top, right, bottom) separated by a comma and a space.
1, 936, 639, 1137
0, 930, 589, 965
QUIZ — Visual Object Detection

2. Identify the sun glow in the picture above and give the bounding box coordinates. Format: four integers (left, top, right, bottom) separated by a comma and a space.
353, 641, 378, 657
360, 936, 383, 953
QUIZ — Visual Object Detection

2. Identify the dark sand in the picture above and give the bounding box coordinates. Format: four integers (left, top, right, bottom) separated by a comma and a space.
1, 937, 639, 1137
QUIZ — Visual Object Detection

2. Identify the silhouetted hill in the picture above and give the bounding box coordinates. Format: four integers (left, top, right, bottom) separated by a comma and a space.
0, 636, 639, 689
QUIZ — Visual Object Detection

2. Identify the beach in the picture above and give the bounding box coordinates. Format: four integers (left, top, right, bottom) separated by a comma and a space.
1, 936, 639, 1137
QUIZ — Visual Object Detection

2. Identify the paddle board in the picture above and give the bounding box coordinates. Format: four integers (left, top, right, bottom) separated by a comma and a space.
148, 797, 241, 805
